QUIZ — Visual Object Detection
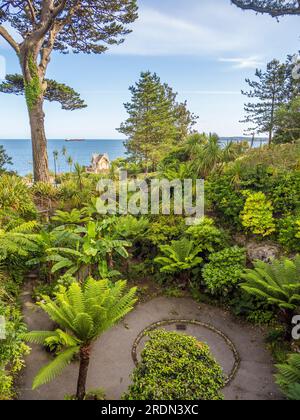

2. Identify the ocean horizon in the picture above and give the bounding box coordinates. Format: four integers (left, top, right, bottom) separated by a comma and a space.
0, 137, 268, 176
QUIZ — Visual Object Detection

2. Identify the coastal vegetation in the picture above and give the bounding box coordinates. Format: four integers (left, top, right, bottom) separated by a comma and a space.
0, 130, 299, 400
0, 0, 299, 402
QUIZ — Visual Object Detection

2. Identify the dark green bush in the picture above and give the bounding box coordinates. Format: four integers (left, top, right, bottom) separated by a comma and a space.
202, 246, 246, 296
124, 330, 224, 400
277, 215, 300, 252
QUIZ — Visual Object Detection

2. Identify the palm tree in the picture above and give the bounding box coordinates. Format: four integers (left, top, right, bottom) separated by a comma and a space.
23, 278, 137, 400
61, 146, 67, 157
74, 163, 85, 191
67, 156, 73, 173
53, 150, 59, 181
189, 133, 223, 178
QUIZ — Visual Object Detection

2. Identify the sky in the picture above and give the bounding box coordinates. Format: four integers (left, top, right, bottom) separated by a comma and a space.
0, 0, 299, 139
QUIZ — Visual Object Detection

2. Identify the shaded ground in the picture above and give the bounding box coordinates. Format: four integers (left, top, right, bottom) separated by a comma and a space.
18, 280, 282, 400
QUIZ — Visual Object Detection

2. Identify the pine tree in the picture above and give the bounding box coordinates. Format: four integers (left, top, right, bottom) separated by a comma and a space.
231, 0, 300, 17
0, 146, 12, 172
118, 72, 197, 170
241, 59, 290, 145
274, 96, 300, 143
0, 1, 138, 182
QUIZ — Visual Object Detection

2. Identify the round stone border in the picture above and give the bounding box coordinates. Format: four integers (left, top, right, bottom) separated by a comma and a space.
132, 319, 241, 387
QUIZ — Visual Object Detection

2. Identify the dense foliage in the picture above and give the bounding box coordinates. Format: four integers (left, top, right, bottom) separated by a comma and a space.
275, 354, 300, 400
124, 330, 225, 400
202, 246, 246, 296
0, 146, 12, 172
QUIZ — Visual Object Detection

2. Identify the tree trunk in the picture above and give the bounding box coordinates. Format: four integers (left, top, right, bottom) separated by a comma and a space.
268, 129, 273, 146
20, 46, 50, 183
76, 346, 91, 400
281, 309, 295, 342
28, 99, 50, 183
107, 252, 114, 269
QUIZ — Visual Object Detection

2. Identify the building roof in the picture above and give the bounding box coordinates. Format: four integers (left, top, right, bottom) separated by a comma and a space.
92, 153, 109, 164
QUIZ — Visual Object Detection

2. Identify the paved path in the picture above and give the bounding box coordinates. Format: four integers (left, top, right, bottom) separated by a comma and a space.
18, 281, 282, 400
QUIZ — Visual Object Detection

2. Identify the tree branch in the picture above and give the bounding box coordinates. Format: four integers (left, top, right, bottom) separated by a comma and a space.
0, 26, 20, 54
26, 0, 37, 24
231, 0, 300, 17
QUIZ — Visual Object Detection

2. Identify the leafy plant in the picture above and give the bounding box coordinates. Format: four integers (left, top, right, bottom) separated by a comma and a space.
123, 330, 224, 400
146, 215, 186, 246
51, 209, 90, 228
241, 191, 276, 237
0, 220, 40, 262
275, 354, 300, 400
0, 288, 30, 400
186, 218, 227, 255
205, 174, 245, 227
278, 216, 300, 252
241, 256, 300, 338
154, 238, 203, 283
202, 246, 246, 296
0, 174, 37, 219
47, 221, 130, 280
23, 278, 137, 400
0, 145, 12, 172
114, 215, 149, 240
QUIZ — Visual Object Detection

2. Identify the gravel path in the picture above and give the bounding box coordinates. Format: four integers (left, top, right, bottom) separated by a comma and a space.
18, 280, 282, 400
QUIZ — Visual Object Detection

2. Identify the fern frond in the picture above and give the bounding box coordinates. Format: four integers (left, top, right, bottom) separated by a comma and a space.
32, 346, 79, 390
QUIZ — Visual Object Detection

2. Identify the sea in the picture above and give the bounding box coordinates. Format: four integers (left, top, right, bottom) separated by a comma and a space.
0, 137, 268, 176
0, 139, 126, 176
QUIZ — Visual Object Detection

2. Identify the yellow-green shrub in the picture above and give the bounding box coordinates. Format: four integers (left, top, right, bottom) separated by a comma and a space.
241, 192, 275, 237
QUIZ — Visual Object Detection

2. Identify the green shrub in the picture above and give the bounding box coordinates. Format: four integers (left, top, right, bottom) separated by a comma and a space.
31, 181, 61, 202
146, 216, 186, 245
186, 217, 227, 255
202, 246, 246, 296
0, 174, 36, 219
278, 216, 300, 252
0, 296, 30, 399
240, 191, 275, 237
114, 215, 149, 240
269, 171, 300, 215
205, 175, 245, 227
124, 330, 224, 400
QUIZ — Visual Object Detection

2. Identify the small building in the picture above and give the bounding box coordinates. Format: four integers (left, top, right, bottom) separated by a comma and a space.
86, 153, 110, 174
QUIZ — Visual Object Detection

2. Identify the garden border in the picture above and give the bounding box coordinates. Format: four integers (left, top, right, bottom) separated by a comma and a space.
131, 319, 241, 387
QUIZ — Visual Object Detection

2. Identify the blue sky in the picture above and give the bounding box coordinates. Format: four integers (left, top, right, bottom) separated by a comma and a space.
0, 0, 299, 139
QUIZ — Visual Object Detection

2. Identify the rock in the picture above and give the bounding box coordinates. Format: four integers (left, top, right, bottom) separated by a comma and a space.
246, 242, 280, 263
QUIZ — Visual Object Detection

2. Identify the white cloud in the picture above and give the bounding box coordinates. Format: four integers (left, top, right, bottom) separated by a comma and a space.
108, 0, 299, 59
110, 7, 244, 56
219, 56, 264, 69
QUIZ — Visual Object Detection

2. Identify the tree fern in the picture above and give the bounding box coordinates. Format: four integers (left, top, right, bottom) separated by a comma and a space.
23, 277, 137, 399
32, 346, 80, 390
241, 256, 300, 311
155, 238, 203, 274
275, 354, 300, 400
